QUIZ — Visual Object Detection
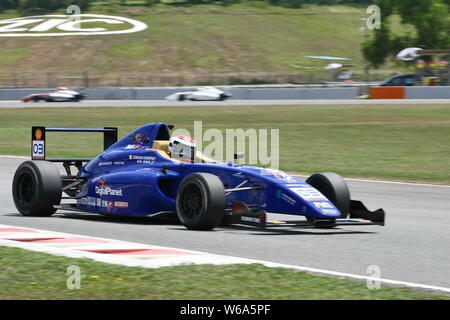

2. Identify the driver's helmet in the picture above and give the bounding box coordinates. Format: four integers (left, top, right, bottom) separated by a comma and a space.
57, 87, 68, 91
168, 136, 196, 163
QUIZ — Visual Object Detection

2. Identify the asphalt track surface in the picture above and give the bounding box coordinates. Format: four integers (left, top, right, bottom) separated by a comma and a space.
1, 99, 450, 108
1, 156, 450, 289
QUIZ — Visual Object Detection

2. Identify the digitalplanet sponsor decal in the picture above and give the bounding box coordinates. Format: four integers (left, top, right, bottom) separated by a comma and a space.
95, 185, 123, 197
0, 14, 147, 37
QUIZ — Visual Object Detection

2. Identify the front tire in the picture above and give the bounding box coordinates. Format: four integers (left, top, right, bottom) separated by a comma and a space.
176, 173, 226, 230
12, 161, 62, 216
306, 172, 350, 218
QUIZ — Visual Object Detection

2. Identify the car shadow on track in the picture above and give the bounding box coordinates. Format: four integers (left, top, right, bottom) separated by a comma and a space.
167, 224, 378, 236
226, 226, 377, 236
56, 212, 181, 226
2, 212, 181, 227
3, 212, 378, 236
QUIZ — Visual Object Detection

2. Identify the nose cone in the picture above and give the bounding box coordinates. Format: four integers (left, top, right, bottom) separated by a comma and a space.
219, 93, 232, 100
269, 184, 342, 219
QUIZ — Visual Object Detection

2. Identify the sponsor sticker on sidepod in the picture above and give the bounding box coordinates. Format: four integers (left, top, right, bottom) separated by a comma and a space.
95, 183, 123, 197
0, 14, 147, 37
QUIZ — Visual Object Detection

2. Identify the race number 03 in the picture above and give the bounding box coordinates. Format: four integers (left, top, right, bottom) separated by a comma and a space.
32, 140, 45, 159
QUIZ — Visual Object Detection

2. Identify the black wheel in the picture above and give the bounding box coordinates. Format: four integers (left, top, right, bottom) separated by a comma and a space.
12, 161, 62, 216
178, 94, 185, 101
176, 173, 226, 230
306, 172, 350, 219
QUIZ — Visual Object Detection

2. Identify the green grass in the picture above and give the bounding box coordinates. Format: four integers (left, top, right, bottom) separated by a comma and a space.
0, 4, 403, 78
1, 104, 450, 184
107, 41, 153, 59
0, 48, 31, 68
0, 246, 447, 299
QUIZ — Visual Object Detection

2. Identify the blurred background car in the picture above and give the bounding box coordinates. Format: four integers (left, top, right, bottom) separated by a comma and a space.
379, 74, 415, 86
165, 86, 232, 101
21, 87, 85, 102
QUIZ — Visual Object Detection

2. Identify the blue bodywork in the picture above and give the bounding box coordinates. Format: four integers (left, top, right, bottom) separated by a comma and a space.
74, 123, 341, 219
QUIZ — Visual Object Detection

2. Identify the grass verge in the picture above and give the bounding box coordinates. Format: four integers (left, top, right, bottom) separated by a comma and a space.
1, 104, 450, 184
0, 245, 448, 299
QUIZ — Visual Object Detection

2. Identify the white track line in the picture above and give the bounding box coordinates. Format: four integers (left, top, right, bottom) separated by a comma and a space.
344, 177, 450, 188
0, 155, 30, 159
0, 224, 449, 294
292, 174, 450, 188
251, 260, 450, 294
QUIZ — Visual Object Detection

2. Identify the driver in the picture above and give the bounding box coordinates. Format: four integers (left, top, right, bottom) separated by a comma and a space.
168, 136, 196, 163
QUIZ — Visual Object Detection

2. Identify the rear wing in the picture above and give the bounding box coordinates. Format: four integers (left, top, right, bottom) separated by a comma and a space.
31, 126, 118, 163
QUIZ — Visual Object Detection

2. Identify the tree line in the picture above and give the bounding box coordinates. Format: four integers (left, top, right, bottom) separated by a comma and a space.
0, 1, 91, 12
0, 0, 372, 12
363, 0, 450, 68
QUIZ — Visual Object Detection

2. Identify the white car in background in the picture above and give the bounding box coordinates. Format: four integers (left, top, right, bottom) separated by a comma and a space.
165, 86, 232, 101
21, 87, 85, 102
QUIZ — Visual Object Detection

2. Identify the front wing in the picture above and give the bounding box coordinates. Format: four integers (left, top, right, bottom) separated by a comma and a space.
223, 201, 385, 228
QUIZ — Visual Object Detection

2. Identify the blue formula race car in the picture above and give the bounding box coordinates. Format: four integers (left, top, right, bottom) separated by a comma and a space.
12, 123, 385, 230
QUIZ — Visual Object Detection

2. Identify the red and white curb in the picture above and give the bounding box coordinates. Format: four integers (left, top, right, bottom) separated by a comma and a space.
1, 223, 450, 295
0, 224, 251, 268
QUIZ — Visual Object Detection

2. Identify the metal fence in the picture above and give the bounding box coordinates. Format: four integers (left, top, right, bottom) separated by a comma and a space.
0, 70, 393, 88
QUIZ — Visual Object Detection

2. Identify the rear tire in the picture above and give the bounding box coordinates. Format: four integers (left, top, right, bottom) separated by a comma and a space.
176, 173, 226, 230
306, 172, 350, 218
12, 161, 62, 216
